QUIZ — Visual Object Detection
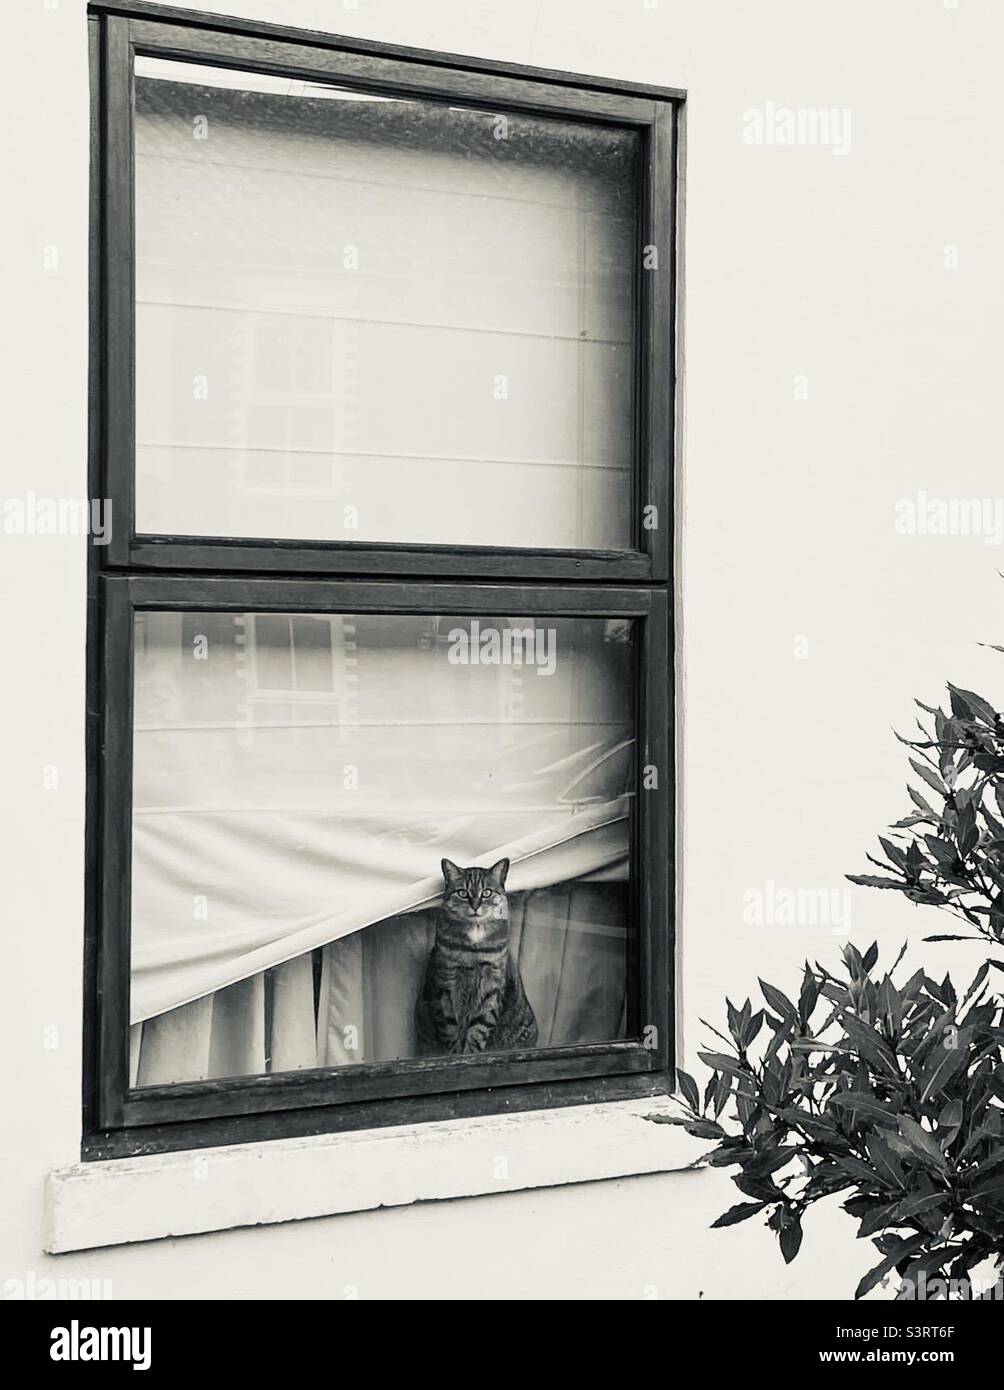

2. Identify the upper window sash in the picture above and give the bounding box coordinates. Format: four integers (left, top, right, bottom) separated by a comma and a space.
97, 14, 678, 581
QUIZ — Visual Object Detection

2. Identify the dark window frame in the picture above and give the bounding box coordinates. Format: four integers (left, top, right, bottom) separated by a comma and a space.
85, 0, 683, 1161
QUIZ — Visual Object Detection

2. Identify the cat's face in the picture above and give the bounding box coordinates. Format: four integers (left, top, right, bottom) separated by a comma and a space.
440, 858, 509, 937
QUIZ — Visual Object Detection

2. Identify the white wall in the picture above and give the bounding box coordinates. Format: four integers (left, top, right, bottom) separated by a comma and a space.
3, 0, 1003, 1299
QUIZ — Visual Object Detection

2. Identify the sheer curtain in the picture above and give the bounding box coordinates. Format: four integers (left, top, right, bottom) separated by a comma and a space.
131, 884, 628, 1085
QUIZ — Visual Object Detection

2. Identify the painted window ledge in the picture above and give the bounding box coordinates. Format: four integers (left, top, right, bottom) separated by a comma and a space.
45, 1096, 703, 1253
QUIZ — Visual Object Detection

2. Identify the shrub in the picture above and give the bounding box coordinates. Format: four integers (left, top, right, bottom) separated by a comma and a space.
848, 681, 1004, 957
657, 945, 1004, 1298
661, 680, 1004, 1298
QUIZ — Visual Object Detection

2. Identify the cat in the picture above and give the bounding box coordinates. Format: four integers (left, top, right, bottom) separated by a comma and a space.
415, 858, 538, 1055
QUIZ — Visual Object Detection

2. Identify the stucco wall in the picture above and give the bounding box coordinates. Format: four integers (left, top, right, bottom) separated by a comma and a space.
3, 0, 1002, 1299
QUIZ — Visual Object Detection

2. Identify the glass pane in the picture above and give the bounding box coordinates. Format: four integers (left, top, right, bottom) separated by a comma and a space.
133, 58, 639, 550
129, 611, 636, 1083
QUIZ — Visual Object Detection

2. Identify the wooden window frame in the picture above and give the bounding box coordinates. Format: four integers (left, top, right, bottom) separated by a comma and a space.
84, 0, 683, 1161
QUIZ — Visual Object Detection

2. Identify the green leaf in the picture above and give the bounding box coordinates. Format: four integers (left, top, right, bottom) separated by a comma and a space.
892, 1191, 949, 1222
846, 874, 908, 890
878, 975, 903, 1033
910, 759, 947, 798
968, 1174, 1004, 1204
711, 1201, 766, 1228
798, 967, 820, 1025
907, 785, 938, 815
962, 1147, 1004, 1184
683, 1120, 727, 1140
712, 1073, 732, 1118
919, 1027, 971, 1103
778, 1214, 803, 1264
948, 687, 974, 721
923, 835, 957, 866
827, 1092, 899, 1124
904, 842, 927, 880
726, 998, 743, 1044
675, 1069, 701, 1112
899, 1248, 959, 1291
957, 805, 980, 857
835, 1155, 882, 1186
961, 962, 990, 1007
740, 1009, 765, 1050
936, 1099, 963, 1146
855, 1234, 928, 1300
892, 1116, 948, 1173
865, 1133, 907, 1190
742, 1146, 799, 1179
734, 1174, 783, 1202
697, 1051, 744, 1077
878, 837, 907, 869
839, 1014, 900, 1077
858, 1203, 900, 1238
947, 684, 998, 726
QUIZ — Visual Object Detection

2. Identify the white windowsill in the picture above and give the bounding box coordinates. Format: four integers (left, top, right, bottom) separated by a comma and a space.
45, 1096, 703, 1253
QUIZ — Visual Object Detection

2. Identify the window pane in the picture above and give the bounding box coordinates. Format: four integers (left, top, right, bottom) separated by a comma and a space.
129, 611, 636, 1083
134, 59, 639, 550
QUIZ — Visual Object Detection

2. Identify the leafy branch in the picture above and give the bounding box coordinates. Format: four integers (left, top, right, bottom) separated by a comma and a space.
848, 683, 1004, 956
654, 946, 1004, 1298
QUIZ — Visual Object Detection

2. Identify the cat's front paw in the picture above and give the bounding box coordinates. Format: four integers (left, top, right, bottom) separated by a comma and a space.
463, 1022, 492, 1051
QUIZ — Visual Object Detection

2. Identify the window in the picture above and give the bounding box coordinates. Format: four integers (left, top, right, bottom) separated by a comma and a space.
87, 4, 680, 1158
249, 615, 337, 696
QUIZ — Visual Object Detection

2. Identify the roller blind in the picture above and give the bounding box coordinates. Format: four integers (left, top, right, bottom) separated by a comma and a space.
134, 58, 640, 550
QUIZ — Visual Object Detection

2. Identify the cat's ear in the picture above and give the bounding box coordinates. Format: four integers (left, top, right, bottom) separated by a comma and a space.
441, 858, 463, 886
487, 858, 510, 889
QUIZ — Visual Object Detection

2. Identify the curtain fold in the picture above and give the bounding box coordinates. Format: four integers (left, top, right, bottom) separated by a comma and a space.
132, 882, 628, 1084
131, 796, 629, 1024
130, 611, 634, 1025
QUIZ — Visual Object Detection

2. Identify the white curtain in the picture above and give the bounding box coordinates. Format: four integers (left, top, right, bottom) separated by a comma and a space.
131, 883, 630, 1085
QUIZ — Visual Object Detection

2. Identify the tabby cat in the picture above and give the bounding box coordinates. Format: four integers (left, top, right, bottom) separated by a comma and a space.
415, 858, 538, 1055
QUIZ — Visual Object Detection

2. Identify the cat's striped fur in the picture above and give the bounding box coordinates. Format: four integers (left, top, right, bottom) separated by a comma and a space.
415, 858, 538, 1055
